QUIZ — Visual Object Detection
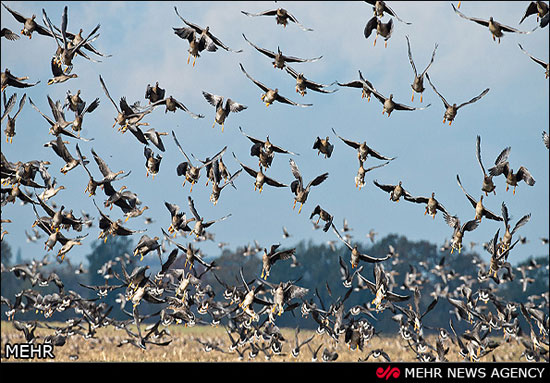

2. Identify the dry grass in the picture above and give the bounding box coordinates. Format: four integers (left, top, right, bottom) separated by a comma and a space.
0, 321, 527, 363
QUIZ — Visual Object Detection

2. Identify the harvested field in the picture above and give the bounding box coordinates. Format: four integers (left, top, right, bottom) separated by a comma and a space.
1, 321, 527, 363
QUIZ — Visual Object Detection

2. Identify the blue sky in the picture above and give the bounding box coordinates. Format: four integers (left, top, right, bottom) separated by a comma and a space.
1, 1, 548, 267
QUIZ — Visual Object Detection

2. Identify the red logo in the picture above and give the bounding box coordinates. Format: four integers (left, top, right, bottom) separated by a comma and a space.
376, 366, 401, 380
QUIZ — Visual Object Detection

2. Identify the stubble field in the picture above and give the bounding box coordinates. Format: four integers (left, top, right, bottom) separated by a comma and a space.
0, 321, 526, 363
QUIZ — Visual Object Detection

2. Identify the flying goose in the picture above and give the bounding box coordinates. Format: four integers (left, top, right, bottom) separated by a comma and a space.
452, 4, 536, 43
233, 152, 288, 193
173, 7, 217, 67
405, 35, 438, 102
1, 2, 53, 38
368, 85, 430, 116
172, 130, 226, 192
309, 205, 334, 232
365, 1, 412, 24
289, 158, 328, 213
1, 92, 26, 143
99, 75, 153, 131
174, 6, 242, 54
243, 34, 321, 70
332, 127, 395, 162
332, 225, 391, 268
426, 73, 489, 126
260, 244, 296, 279
239, 126, 298, 170
456, 174, 503, 222
442, 212, 479, 254
187, 196, 231, 238
241, 7, 313, 31
404, 191, 450, 220
1, 68, 40, 92
488, 148, 535, 195
151, 95, 204, 119
202, 91, 247, 132
285, 66, 337, 96
475, 135, 497, 196
373, 179, 412, 202
240, 63, 312, 108
337, 70, 377, 101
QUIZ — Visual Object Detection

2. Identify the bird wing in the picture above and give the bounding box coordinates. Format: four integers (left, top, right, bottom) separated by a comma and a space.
306, 173, 329, 190
1, 93, 16, 123
236, 159, 259, 179
331, 224, 353, 252
284, 10, 313, 31
281, 51, 322, 64
363, 161, 391, 173
381, 1, 411, 24
364, 16, 378, 39
368, 146, 395, 161
196, 146, 227, 171
187, 196, 201, 221
482, 206, 504, 222
241, 9, 278, 17
270, 248, 296, 264
242, 34, 276, 59
420, 43, 438, 77
202, 91, 223, 109
225, 99, 247, 114
488, 147, 511, 177
171, 130, 193, 164
452, 4, 490, 27
55, 135, 76, 164
75, 143, 94, 180
264, 174, 288, 188
173, 98, 204, 119
239, 63, 270, 93
238, 126, 266, 147
394, 100, 430, 111
206, 28, 242, 52
475, 135, 488, 176
405, 35, 417, 77
289, 159, 303, 186
274, 91, 312, 107
80, 97, 100, 116
91, 148, 113, 178
373, 179, 395, 193
425, 73, 450, 108
331, 128, 360, 150
98, 75, 120, 113
461, 219, 479, 233
511, 214, 531, 235
516, 166, 536, 186
518, 43, 548, 68
403, 195, 429, 205
386, 290, 411, 302
40, 8, 63, 50
443, 212, 460, 230
456, 174, 478, 209
498, 22, 534, 34
2, 2, 29, 24
92, 199, 114, 225
358, 251, 390, 263
457, 88, 489, 110
29, 97, 55, 126
520, 2, 539, 24
421, 298, 439, 319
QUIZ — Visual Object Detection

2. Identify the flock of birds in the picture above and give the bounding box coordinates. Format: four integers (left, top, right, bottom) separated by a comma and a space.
1, 1, 549, 363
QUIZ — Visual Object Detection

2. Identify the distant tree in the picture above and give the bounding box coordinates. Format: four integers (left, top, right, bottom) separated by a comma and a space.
85, 236, 134, 286
1, 240, 13, 266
